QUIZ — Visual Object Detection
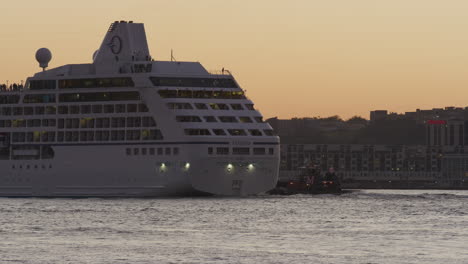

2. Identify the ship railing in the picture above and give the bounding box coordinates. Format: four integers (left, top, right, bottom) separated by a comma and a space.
0, 83, 25, 93
208, 69, 233, 76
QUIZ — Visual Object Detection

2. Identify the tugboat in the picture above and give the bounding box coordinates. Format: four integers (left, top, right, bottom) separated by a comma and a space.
269, 164, 344, 195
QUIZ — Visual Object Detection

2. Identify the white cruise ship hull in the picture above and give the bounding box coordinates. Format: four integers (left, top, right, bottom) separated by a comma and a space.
0, 143, 279, 197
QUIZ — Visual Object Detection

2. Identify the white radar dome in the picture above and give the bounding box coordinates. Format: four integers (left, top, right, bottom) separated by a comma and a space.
35, 48, 52, 71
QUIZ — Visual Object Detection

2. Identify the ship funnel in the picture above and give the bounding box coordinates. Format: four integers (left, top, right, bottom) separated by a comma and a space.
93, 21, 151, 65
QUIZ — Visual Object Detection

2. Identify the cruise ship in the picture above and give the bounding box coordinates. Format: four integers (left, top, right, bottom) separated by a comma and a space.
0, 21, 280, 197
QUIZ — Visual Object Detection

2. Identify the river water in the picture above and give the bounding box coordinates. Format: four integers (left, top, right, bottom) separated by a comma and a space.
0, 190, 467, 264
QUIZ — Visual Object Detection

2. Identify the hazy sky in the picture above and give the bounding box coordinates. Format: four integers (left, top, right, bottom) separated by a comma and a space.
1, 0, 468, 119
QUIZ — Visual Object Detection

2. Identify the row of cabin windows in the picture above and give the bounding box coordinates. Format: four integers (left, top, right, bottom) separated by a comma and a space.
0, 95, 20, 104
150, 77, 238, 88
208, 147, 275, 155
58, 117, 156, 129
58, 78, 134, 89
184, 129, 275, 136
126, 147, 179, 156
11, 129, 163, 142
19, 91, 140, 104
28, 78, 134, 90
58, 91, 140, 102
0, 119, 57, 128
176, 115, 263, 123
158, 90, 245, 99
0, 116, 156, 129
167, 102, 255, 111
0, 103, 149, 116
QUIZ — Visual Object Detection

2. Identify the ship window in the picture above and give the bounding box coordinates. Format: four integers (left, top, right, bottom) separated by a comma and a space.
263, 129, 275, 136
45, 106, 56, 115
228, 129, 247, 136
13, 107, 23, 115
173, 147, 179, 155
1, 107, 11, 116
150, 77, 238, 88
176, 116, 202, 122
209, 103, 229, 110
12, 119, 26, 128
165, 147, 171, 155
203, 116, 217, 122
23, 94, 56, 104
150, 148, 155, 155
112, 117, 125, 128
134, 148, 139, 155
81, 118, 95, 129
184, 129, 211, 136
231, 104, 244, 110
219, 116, 237, 123
269, 148, 274, 155
126, 130, 140, 141
249, 129, 262, 136
97, 118, 107, 128
139, 103, 149, 112
72, 131, 79, 142
35, 106, 45, 115
141, 129, 163, 140
167, 103, 193, 110
27, 119, 41, 127
4, 120, 11, 127
233, 147, 250, 155
68, 105, 78, 114
142, 148, 147, 155
59, 91, 140, 102
58, 131, 64, 142
58, 119, 65, 128
95, 131, 110, 141
0, 95, 20, 104
216, 147, 229, 155
92, 105, 103, 113
24, 107, 33, 115
58, 77, 134, 89
157, 148, 163, 155
208, 147, 213, 155
195, 103, 208, 110
12, 132, 25, 142
110, 130, 122, 141
103, 104, 114, 113
142, 117, 156, 127
254, 117, 264, 123
126, 148, 131, 155
80, 105, 91, 114
29, 80, 56, 90
115, 104, 125, 113
127, 104, 137, 112
239, 117, 253, 123
245, 104, 255, 110
213, 129, 226, 136
253, 148, 266, 155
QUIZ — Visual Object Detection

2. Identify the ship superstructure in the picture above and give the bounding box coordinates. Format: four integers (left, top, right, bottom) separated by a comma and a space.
0, 21, 280, 196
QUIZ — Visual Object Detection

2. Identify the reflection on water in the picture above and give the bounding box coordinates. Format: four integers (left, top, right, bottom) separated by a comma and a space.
0, 190, 467, 264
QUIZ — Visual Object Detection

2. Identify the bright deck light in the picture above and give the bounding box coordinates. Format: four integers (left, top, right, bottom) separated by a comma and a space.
185, 162, 190, 169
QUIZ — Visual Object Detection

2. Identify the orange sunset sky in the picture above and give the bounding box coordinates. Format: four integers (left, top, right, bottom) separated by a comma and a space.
1, 0, 468, 119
